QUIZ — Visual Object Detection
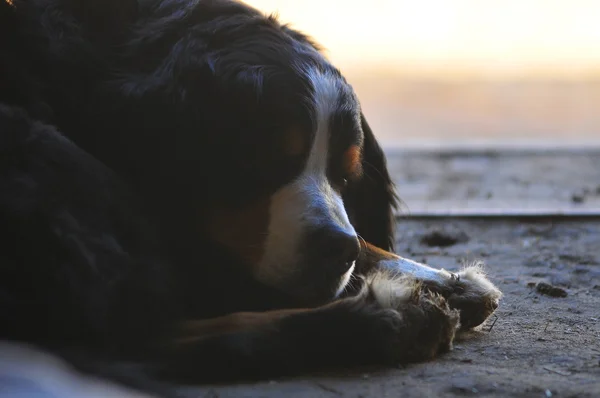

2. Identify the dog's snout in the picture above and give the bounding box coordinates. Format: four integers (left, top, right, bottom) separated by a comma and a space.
309, 225, 360, 274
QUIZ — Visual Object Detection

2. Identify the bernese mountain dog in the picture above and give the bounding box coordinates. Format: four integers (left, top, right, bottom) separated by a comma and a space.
0, 0, 502, 386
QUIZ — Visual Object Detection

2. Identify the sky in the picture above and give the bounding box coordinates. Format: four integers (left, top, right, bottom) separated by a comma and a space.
244, 0, 600, 78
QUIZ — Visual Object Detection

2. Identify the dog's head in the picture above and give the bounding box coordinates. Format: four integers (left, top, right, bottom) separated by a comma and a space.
194, 57, 399, 305
24, 0, 399, 305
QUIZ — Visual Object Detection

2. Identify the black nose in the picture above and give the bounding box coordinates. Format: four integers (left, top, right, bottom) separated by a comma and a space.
308, 225, 360, 275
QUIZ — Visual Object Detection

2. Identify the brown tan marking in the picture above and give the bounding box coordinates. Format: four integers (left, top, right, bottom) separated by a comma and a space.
205, 196, 271, 269
283, 126, 308, 157
174, 308, 310, 344
343, 145, 362, 177
354, 241, 400, 275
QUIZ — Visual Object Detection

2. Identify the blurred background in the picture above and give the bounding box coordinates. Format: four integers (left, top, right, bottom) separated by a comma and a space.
245, 0, 600, 149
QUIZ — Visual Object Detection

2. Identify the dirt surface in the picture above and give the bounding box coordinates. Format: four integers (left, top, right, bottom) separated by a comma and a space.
183, 217, 600, 398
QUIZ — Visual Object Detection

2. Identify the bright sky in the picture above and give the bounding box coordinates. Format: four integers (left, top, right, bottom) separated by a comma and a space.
245, 0, 600, 78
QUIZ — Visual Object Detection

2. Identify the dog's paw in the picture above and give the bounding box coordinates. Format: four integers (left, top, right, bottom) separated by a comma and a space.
360, 273, 460, 363
450, 264, 502, 329
426, 263, 502, 329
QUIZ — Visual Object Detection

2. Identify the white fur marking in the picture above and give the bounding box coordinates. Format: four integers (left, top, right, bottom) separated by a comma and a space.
335, 262, 355, 297
257, 68, 357, 291
458, 262, 503, 300
380, 257, 450, 285
367, 271, 417, 309
304, 68, 340, 174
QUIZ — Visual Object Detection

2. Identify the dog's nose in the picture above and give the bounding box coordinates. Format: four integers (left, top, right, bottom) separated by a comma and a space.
330, 231, 361, 268
309, 226, 360, 274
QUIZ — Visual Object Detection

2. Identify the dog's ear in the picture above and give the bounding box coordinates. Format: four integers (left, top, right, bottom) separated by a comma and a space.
344, 113, 399, 252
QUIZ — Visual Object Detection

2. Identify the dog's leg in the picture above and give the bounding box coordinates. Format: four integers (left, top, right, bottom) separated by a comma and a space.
357, 243, 502, 329
158, 275, 459, 383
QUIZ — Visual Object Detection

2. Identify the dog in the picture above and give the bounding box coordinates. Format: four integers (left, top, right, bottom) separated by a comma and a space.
0, 0, 502, 386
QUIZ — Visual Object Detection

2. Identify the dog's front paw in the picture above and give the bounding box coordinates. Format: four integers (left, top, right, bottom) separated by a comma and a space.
433, 263, 502, 329
361, 274, 460, 363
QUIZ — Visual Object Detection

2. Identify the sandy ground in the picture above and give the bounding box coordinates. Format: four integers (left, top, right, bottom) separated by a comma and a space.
184, 217, 600, 398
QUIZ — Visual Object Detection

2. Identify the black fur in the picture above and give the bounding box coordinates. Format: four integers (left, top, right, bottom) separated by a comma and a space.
0, 0, 408, 390
344, 113, 399, 254
0, 104, 174, 350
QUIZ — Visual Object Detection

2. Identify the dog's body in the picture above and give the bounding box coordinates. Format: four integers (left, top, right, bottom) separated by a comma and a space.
0, 0, 501, 385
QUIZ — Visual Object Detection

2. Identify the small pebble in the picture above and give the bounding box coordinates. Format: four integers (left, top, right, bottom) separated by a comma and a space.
571, 192, 585, 203
536, 282, 568, 298
420, 227, 469, 247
